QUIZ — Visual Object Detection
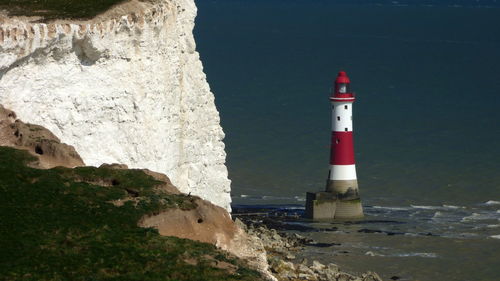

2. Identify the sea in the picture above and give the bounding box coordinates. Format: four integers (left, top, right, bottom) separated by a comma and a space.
194, 0, 500, 280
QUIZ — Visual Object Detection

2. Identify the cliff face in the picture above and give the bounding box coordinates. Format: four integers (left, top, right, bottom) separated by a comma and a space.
0, 0, 231, 210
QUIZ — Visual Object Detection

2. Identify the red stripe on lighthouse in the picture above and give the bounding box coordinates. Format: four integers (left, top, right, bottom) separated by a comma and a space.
330, 131, 355, 165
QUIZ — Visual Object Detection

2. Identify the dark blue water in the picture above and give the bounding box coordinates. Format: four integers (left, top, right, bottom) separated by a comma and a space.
195, 0, 500, 206
195, 1, 500, 279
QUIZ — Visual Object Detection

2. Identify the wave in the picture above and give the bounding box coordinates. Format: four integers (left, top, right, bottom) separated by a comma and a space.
294, 196, 306, 202
411, 204, 466, 210
461, 212, 500, 222
236, 195, 300, 201
486, 224, 500, 228
490, 235, 500, 239
462, 213, 483, 222
411, 205, 442, 210
432, 211, 445, 218
371, 206, 411, 211
365, 251, 385, 257
443, 204, 465, 209
484, 200, 500, 205
366, 251, 438, 258
282, 206, 305, 210
396, 252, 438, 258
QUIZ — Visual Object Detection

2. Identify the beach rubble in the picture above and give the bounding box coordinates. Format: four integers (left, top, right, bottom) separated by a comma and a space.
235, 218, 383, 281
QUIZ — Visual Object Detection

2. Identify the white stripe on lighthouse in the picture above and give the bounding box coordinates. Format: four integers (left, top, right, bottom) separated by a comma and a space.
329, 164, 357, 180
332, 102, 353, 132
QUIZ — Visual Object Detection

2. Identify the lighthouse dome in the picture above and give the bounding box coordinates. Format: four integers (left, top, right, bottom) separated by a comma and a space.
334, 71, 351, 94
335, 71, 351, 84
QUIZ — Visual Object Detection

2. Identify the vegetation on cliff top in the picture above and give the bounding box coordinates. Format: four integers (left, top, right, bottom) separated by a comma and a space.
0, 146, 261, 281
0, 0, 127, 20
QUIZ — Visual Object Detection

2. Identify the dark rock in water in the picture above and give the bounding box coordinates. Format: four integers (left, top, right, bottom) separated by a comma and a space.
233, 211, 338, 233
358, 228, 406, 236
305, 242, 340, 248
386, 231, 405, 236
390, 276, 401, 280
358, 228, 384, 234
262, 217, 316, 232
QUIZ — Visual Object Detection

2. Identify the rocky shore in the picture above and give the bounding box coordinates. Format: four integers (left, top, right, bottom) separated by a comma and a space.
235, 216, 383, 281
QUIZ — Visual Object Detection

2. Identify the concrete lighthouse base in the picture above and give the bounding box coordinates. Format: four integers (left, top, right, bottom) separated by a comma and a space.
305, 179, 363, 220
305, 191, 363, 220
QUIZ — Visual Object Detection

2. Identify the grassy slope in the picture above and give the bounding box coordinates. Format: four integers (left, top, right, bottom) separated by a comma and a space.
0, 0, 127, 20
0, 147, 261, 281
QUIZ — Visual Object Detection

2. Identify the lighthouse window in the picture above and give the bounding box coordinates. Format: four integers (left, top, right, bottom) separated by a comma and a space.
345, 128, 348, 131
344, 105, 348, 110
337, 116, 340, 121
336, 139, 340, 144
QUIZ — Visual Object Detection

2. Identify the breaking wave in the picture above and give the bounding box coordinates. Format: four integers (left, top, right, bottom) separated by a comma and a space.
484, 200, 500, 206
396, 252, 438, 258
371, 206, 411, 211
365, 251, 438, 258
461, 212, 499, 222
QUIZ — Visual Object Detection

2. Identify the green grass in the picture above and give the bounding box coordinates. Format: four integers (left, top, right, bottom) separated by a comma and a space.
0, 0, 129, 21
0, 146, 262, 281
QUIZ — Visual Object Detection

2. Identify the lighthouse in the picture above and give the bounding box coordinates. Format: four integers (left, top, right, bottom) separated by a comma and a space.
305, 71, 364, 220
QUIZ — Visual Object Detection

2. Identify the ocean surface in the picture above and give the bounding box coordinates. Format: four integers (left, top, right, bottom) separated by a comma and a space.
194, 0, 500, 280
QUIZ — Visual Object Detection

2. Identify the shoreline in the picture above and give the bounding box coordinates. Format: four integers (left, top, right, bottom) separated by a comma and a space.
233, 207, 383, 281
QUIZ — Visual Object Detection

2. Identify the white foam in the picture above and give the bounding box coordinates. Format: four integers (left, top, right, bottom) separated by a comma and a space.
411, 204, 465, 210
411, 205, 442, 210
262, 195, 291, 200
396, 252, 438, 258
486, 225, 500, 228
284, 206, 305, 210
484, 200, 500, 205
462, 213, 482, 222
443, 204, 465, 209
432, 211, 445, 218
490, 235, 500, 239
365, 251, 384, 257
462, 212, 499, 222
294, 196, 306, 202
372, 206, 410, 211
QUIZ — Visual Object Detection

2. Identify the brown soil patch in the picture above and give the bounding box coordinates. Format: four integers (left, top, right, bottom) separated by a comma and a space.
0, 105, 84, 169
139, 197, 237, 246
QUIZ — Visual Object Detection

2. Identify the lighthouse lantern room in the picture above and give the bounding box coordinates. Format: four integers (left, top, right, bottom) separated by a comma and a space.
305, 71, 364, 220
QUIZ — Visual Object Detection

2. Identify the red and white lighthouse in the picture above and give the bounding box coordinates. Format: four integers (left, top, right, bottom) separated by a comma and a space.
327, 71, 358, 195
306, 71, 363, 220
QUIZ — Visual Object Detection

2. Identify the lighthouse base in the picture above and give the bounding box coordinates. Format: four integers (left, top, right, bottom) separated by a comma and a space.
305, 191, 363, 220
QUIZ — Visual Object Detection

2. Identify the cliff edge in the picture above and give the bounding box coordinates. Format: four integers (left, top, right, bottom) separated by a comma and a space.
0, 0, 232, 210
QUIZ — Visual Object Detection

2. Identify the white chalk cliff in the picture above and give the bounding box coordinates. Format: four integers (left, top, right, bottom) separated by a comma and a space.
0, 0, 232, 211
